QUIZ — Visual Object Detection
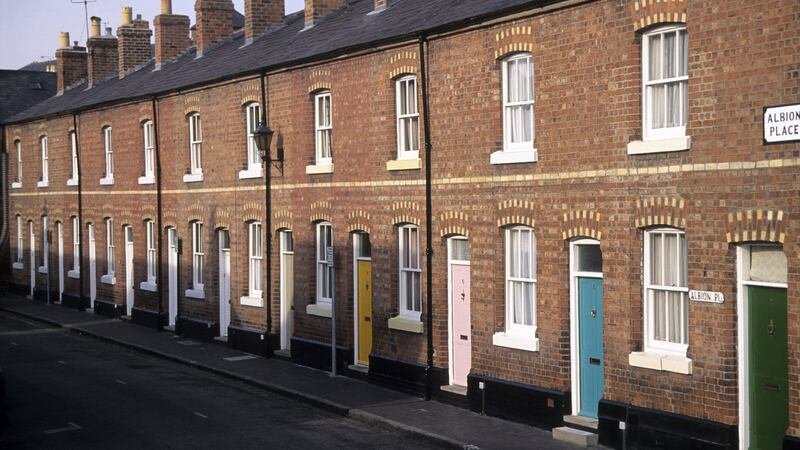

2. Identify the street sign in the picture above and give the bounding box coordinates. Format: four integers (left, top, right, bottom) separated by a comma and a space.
689, 290, 724, 304
764, 103, 800, 144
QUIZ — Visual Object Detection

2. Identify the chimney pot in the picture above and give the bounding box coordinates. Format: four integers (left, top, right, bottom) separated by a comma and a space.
73, 41, 78, 46
121, 6, 132, 25
105, 27, 112, 36
161, 0, 173, 15
90, 16, 101, 37
59, 32, 70, 48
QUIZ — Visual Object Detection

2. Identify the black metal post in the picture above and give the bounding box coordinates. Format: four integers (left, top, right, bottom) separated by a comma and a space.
419, 35, 435, 401
260, 71, 273, 355
73, 113, 85, 312
152, 96, 164, 330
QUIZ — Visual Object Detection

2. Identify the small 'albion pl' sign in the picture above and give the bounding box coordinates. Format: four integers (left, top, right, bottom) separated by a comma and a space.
764, 103, 800, 144
689, 290, 724, 304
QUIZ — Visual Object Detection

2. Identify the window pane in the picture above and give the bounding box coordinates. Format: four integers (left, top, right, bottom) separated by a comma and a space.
648, 34, 661, 81
649, 85, 665, 129
450, 239, 469, 261
653, 289, 666, 341
512, 281, 523, 324
664, 31, 676, 78
520, 230, 530, 278
507, 59, 518, 103
664, 233, 677, 286
650, 233, 662, 285
410, 227, 418, 269
577, 244, 602, 272
749, 247, 788, 284
413, 272, 421, 312
678, 30, 688, 77
509, 230, 519, 277
667, 82, 681, 128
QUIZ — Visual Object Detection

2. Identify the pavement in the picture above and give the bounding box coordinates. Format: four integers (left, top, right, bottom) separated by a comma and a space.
0, 294, 578, 450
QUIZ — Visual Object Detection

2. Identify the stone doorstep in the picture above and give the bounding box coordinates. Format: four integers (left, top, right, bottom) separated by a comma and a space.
213, 336, 228, 343
273, 348, 291, 359
439, 384, 468, 396
347, 364, 369, 374
563, 415, 599, 433
120, 315, 132, 321
552, 426, 599, 448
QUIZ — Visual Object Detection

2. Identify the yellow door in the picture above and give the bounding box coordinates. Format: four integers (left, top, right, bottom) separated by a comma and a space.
357, 260, 372, 365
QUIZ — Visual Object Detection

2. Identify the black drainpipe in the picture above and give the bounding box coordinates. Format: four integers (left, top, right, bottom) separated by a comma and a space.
152, 96, 164, 330
73, 113, 85, 311
260, 71, 273, 353
0, 125, 8, 291
419, 35, 435, 401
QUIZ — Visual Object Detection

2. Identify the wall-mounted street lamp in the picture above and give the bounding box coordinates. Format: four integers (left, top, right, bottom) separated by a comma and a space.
254, 122, 283, 172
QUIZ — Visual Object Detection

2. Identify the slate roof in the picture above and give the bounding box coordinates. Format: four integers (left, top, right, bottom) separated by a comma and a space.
5, 0, 553, 125
0, 70, 57, 124
19, 60, 57, 72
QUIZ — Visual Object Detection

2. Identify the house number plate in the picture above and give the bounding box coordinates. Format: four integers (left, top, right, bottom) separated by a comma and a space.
689, 290, 724, 304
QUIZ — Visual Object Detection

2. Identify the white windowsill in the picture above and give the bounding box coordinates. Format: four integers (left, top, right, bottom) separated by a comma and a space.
238, 167, 263, 179
139, 281, 157, 292
38, 266, 48, 274
12, 262, 24, 270
492, 331, 539, 352
137, 175, 155, 185
183, 172, 204, 183
66, 178, 78, 186
100, 274, 116, 285
627, 136, 691, 155
306, 302, 332, 318
490, 149, 538, 165
386, 158, 422, 171
387, 315, 423, 333
240, 295, 263, 307
99, 176, 114, 185
185, 288, 205, 299
628, 351, 692, 374
11, 182, 22, 189
67, 269, 80, 279
306, 163, 333, 175
37, 180, 49, 188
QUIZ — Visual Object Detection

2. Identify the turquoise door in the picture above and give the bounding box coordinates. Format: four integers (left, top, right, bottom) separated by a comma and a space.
578, 277, 604, 417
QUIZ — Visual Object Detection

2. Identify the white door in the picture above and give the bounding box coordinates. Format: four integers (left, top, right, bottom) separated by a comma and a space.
29, 222, 35, 296
218, 229, 231, 337
168, 228, 178, 327
124, 226, 134, 316
280, 231, 294, 350
57, 222, 64, 301
88, 224, 96, 308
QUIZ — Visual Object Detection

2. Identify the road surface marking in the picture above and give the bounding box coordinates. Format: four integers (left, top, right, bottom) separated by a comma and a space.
115, 379, 127, 385
194, 412, 208, 419
57, 360, 66, 365
223, 355, 257, 362
176, 340, 201, 346
0, 328, 63, 336
11, 342, 19, 346
44, 423, 81, 434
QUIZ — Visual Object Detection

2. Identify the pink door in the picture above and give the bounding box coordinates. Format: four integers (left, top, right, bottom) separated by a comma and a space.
451, 264, 471, 386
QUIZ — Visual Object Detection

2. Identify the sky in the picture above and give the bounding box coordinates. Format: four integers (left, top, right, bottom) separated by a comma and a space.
0, 0, 305, 70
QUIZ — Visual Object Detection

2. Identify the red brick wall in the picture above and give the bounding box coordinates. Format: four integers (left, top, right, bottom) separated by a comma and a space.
55, 48, 87, 93
154, 14, 191, 67
195, 0, 233, 55
304, 0, 346, 28
244, 0, 284, 42
87, 37, 118, 87
117, 19, 152, 77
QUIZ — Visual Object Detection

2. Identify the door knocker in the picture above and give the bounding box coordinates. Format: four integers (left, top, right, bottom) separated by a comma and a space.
590, 306, 597, 318
460, 291, 465, 301
768, 320, 775, 336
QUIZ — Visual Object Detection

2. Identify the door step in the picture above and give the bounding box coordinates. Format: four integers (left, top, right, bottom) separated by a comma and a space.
563, 415, 599, 433
120, 315, 131, 321
213, 336, 228, 343
163, 325, 175, 332
273, 349, 291, 359
440, 384, 468, 396
347, 364, 369, 374
552, 426, 598, 448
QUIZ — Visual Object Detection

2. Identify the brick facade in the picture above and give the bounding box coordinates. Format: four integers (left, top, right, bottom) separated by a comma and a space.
5, 0, 799, 447
55, 46, 87, 93
117, 17, 152, 78
195, 0, 233, 55
154, 14, 191, 68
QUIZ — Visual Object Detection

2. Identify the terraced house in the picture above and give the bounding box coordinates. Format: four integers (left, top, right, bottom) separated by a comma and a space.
3, 0, 798, 448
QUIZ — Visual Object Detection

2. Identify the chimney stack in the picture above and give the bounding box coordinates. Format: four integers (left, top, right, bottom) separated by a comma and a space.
116, 7, 152, 78
304, 0, 346, 29
55, 32, 87, 94
195, 0, 233, 57
154, 0, 191, 69
244, 0, 284, 45
87, 16, 119, 87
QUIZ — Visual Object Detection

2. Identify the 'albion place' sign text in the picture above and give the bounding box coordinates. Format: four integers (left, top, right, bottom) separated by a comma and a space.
764, 103, 800, 144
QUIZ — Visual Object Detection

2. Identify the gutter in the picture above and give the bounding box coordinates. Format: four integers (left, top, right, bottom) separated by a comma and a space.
2, 0, 579, 127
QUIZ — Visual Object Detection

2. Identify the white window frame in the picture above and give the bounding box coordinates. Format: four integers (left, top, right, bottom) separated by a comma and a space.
248, 222, 263, 299
13, 215, 23, 269
12, 140, 22, 188
314, 91, 332, 165
68, 216, 80, 278
395, 76, 419, 159
192, 221, 204, 291
239, 103, 263, 179
138, 121, 155, 184
100, 127, 114, 185
67, 131, 78, 185
398, 225, 422, 320
506, 226, 537, 335
39, 216, 49, 273
189, 113, 203, 176
498, 53, 536, 157
146, 220, 156, 284
315, 222, 333, 305
643, 228, 688, 356
106, 218, 115, 276
38, 136, 49, 187
642, 25, 688, 141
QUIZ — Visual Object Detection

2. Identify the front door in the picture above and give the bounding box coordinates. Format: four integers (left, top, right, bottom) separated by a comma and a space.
124, 226, 134, 316
218, 230, 231, 337
29, 222, 35, 296
748, 286, 788, 450
88, 224, 96, 307
57, 222, 64, 301
451, 264, 471, 386
280, 231, 294, 350
168, 228, 177, 327
578, 277, 604, 417
357, 260, 372, 365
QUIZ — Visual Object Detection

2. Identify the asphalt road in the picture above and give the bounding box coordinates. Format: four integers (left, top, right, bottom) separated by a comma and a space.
0, 311, 443, 450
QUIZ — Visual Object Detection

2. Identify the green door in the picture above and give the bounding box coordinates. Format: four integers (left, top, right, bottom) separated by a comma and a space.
748, 286, 788, 450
